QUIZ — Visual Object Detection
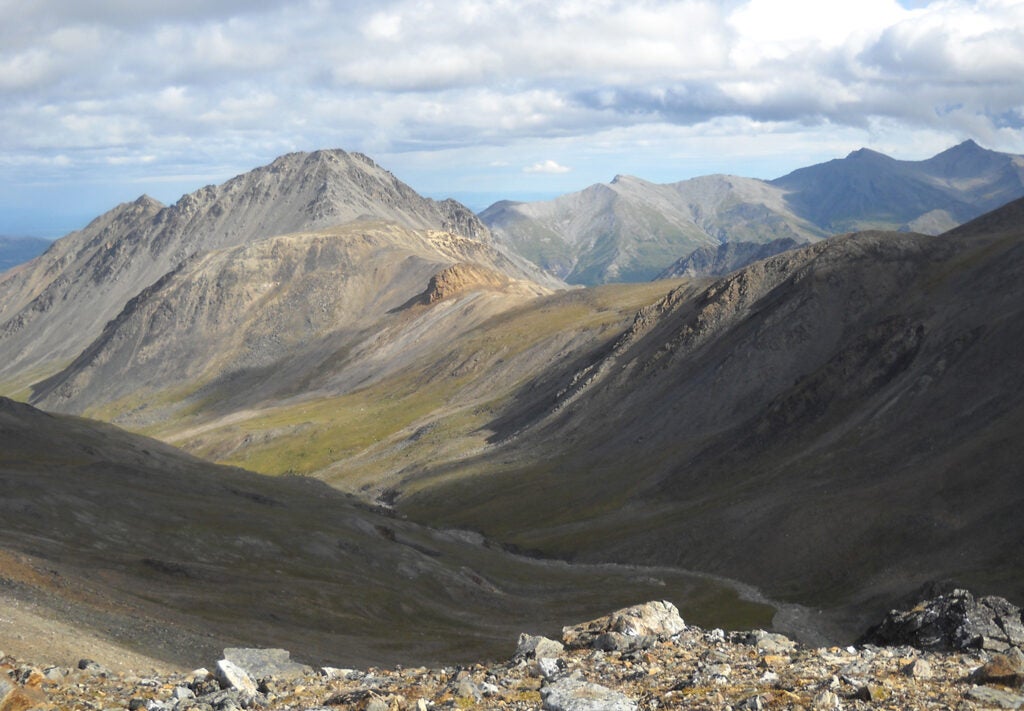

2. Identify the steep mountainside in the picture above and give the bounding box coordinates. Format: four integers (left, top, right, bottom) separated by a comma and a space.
656, 237, 801, 278
399, 198, 1024, 635
30, 221, 550, 420
483, 141, 1024, 285
0, 235, 51, 271
0, 150, 501, 388
480, 174, 824, 284
0, 397, 772, 668
772, 140, 1024, 232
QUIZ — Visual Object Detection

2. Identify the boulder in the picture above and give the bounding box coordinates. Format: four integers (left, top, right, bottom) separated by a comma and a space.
222, 648, 311, 682
860, 589, 1024, 652
515, 634, 565, 659
970, 648, 1024, 689
561, 601, 685, 652
541, 678, 637, 711
214, 660, 258, 695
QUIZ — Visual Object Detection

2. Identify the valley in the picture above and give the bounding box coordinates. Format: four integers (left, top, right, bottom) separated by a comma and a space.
1, 143, 1022, 677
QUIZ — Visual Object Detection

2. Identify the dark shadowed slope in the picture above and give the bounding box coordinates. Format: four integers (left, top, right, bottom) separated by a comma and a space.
0, 397, 774, 668
401, 197, 1024, 637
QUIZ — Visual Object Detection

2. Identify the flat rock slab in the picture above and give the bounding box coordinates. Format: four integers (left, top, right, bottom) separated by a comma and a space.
223, 648, 312, 681
215, 659, 258, 695
541, 678, 637, 711
966, 686, 1024, 709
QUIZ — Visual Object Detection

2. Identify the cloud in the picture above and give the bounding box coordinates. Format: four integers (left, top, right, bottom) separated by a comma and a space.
2, 0, 1024, 234
523, 160, 572, 174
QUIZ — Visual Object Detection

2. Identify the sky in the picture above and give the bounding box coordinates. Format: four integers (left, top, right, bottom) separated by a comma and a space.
2, 0, 1023, 237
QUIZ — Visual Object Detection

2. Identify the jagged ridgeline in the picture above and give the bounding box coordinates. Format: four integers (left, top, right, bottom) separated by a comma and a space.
481, 140, 1024, 284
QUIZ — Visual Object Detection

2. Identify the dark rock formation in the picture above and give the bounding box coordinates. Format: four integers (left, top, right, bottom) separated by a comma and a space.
860, 589, 1024, 652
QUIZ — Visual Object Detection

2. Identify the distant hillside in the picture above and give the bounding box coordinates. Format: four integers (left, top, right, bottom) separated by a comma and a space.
0, 235, 50, 271
402, 197, 1024, 635
481, 174, 824, 285
0, 150, 552, 391
657, 237, 801, 278
32, 221, 552, 421
482, 141, 1024, 285
771, 139, 1024, 232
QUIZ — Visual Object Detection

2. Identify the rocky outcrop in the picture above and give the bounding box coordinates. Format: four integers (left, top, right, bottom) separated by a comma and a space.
417, 263, 513, 305
656, 237, 801, 278
561, 600, 686, 652
860, 589, 1024, 652
10, 598, 1024, 711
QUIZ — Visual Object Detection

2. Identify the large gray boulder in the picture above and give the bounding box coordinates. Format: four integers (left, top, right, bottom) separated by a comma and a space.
222, 648, 312, 682
541, 678, 637, 711
561, 600, 685, 652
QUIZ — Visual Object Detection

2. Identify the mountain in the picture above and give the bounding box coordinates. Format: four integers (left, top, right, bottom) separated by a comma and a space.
480, 174, 825, 284
0, 149, 526, 392
656, 237, 802, 278
482, 141, 1024, 285
771, 139, 1024, 232
395, 197, 1024, 635
30, 221, 551, 420
0, 396, 772, 668
0, 235, 50, 271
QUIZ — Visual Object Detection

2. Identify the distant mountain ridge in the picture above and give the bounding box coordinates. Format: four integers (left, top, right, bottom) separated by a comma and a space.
771, 139, 1024, 232
482, 141, 1024, 284
481, 173, 825, 284
0, 149, 545, 389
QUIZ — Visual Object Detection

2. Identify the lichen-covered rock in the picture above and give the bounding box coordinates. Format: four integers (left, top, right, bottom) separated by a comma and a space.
561, 600, 685, 652
222, 648, 312, 682
515, 634, 565, 660
541, 678, 637, 711
970, 648, 1024, 688
860, 589, 1024, 652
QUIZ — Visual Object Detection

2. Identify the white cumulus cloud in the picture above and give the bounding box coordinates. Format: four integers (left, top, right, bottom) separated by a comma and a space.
524, 160, 572, 174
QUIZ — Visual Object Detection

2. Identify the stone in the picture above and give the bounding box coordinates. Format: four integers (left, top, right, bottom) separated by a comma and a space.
214, 660, 258, 695
222, 648, 312, 681
966, 686, 1024, 709
516, 633, 565, 659
853, 682, 889, 701
736, 629, 797, 654
171, 686, 195, 701
541, 678, 637, 711
366, 697, 389, 711
0, 675, 48, 711
860, 589, 1024, 652
901, 658, 933, 679
812, 690, 840, 710
536, 657, 564, 680
77, 659, 109, 675
970, 648, 1024, 688
319, 667, 357, 680
454, 677, 480, 701
562, 601, 685, 652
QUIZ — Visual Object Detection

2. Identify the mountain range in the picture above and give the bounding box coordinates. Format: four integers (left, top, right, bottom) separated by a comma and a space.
1, 143, 1023, 665
482, 140, 1024, 284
